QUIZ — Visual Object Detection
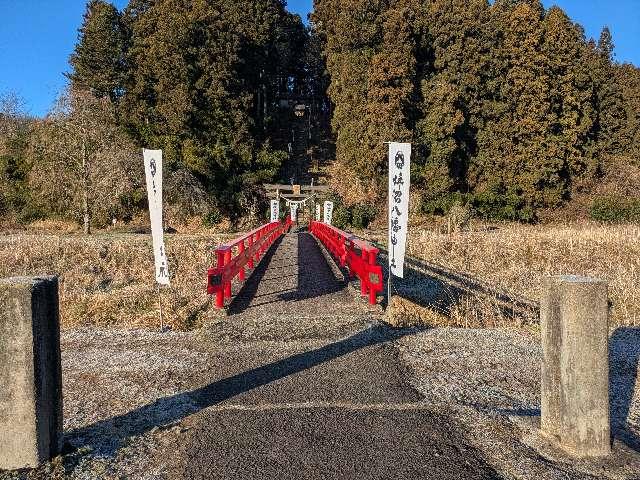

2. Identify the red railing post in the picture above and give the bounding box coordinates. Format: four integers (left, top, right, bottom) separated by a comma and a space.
368, 249, 379, 305
346, 240, 354, 279
248, 235, 254, 269
224, 249, 232, 299
239, 240, 246, 281
215, 249, 226, 308
255, 229, 262, 262
360, 249, 369, 297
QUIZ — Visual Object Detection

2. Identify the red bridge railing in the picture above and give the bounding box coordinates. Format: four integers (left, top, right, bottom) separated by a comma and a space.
309, 221, 383, 305
208, 217, 292, 308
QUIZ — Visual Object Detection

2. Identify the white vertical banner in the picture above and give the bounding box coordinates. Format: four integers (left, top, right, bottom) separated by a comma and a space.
388, 142, 411, 278
315, 204, 321, 221
290, 203, 298, 220
270, 200, 280, 222
323, 201, 334, 225
143, 149, 170, 286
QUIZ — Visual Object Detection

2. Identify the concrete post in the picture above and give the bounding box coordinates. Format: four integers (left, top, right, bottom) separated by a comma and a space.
541, 275, 611, 457
0, 276, 63, 470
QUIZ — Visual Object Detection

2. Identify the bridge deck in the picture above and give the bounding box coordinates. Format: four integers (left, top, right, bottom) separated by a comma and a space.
230, 231, 357, 317
208, 231, 368, 341
165, 231, 500, 479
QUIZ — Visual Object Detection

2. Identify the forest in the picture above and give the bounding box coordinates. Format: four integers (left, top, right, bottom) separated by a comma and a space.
314, 0, 640, 223
0, 0, 639, 230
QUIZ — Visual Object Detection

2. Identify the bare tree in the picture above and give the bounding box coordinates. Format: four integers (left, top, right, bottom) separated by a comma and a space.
29, 87, 139, 232
0, 91, 26, 117
0, 92, 31, 217
0, 91, 29, 156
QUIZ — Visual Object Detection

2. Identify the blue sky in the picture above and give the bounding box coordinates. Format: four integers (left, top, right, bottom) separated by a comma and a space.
0, 0, 636, 117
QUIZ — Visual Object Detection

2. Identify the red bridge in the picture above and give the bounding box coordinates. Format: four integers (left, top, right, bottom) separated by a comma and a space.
207, 218, 384, 310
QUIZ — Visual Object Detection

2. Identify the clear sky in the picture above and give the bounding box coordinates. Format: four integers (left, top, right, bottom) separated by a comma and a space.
0, 0, 636, 117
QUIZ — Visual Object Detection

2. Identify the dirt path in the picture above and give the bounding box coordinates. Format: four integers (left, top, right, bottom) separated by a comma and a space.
168, 232, 500, 479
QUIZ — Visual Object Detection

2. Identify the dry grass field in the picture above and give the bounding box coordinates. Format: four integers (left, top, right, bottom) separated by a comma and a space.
362, 222, 640, 329
0, 221, 638, 331
0, 232, 229, 330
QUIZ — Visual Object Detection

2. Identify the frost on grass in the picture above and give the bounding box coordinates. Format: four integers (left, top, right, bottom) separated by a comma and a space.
362, 223, 640, 329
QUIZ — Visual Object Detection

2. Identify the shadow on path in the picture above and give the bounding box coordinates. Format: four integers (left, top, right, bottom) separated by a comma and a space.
375, 245, 538, 324
610, 327, 640, 451
67, 325, 420, 456
228, 232, 347, 314
227, 235, 285, 315
277, 232, 345, 303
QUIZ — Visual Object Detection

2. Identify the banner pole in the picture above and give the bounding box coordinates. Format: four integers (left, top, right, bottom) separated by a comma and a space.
157, 283, 164, 332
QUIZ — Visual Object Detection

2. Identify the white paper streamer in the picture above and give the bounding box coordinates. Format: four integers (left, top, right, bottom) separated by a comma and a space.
143, 149, 170, 285
388, 142, 411, 278
323, 201, 334, 225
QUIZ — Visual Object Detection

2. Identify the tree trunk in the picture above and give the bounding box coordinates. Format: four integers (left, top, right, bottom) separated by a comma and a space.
82, 136, 91, 235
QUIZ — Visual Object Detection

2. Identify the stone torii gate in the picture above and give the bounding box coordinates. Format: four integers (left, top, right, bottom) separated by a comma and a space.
264, 183, 331, 224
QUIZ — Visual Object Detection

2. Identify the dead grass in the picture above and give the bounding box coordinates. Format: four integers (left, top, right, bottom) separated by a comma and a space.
28, 219, 80, 233
367, 222, 640, 329
1, 222, 637, 331
0, 233, 228, 330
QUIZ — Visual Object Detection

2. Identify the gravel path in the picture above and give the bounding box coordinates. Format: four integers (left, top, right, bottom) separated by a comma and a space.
398, 328, 640, 479
1, 232, 639, 479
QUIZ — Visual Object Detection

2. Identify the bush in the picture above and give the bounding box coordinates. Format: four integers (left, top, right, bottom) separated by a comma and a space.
471, 190, 536, 223
331, 203, 352, 229
202, 208, 223, 227
350, 204, 376, 229
422, 192, 468, 216
590, 196, 640, 223
421, 188, 536, 223
324, 194, 377, 230
119, 190, 147, 222
17, 204, 45, 224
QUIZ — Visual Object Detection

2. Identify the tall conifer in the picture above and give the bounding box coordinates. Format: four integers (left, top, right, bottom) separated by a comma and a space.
69, 1, 127, 101
591, 27, 628, 156
617, 64, 640, 160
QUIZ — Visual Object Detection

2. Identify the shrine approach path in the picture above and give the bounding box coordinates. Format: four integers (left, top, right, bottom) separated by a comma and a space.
167, 231, 501, 479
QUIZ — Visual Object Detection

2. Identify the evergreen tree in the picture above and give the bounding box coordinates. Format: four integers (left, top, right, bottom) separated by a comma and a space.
50, 0, 640, 225
475, 0, 559, 214
314, 0, 418, 204
0, 93, 32, 220
68, 1, 127, 101
542, 7, 598, 182
316, 0, 640, 218
617, 63, 640, 160
591, 27, 628, 155
119, 0, 303, 216
365, 2, 416, 189
415, 0, 492, 212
